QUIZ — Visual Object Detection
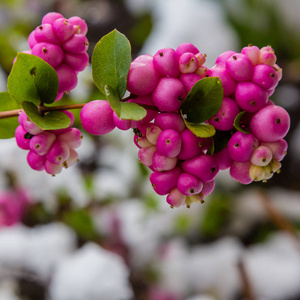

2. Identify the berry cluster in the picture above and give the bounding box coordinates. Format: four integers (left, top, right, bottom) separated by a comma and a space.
26, 12, 89, 100
80, 43, 290, 208
15, 110, 82, 176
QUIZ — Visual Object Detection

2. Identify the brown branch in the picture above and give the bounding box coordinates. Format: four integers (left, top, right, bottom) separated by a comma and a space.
238, 258, 257, 300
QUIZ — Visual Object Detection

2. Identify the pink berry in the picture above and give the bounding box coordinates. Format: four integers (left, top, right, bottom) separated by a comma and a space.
34, 24, 60, 45
152, 77, 187, 112
15, 125, 31, 150
166, 188, 186, 208
229, 161, 253, 184
156, 129, 182, 158
178, 128, 203, 160
55, 63, 78, 93
260, 139, 288, 161
27, 151, 46, 171
18, 111, 43, 135
250, 145, 273, 166
178, 52, 198, 74
62, 34, 89, 54
175, 43, 199, 58
259, 50, 277, 66
44, 160, 63, 176
212, 146, 233, 170
31, 42, 64, 68
252, 64, 279, 90
28, 30, 38, 49
154, 112, 186, 133
149, 167, 182, 195
80, 100, 116, 135
134, 135, 153, 149
57, 128, 83, 148
181, 154, 219, 183
146, 125, 162, 145
214, 50, 237, 68
226, 53, 253, 82
46, 140, 70, 164
208, 97, 240, 130
152, 151, 177, 172
153, 47, 180, 77
53, 18, 75, 42
227, 131, 258, 162
112, 111, 131, 131
235, 82, 268, 113
138, 145, 156, 166
42, 12, 64, 25
241, 45, 260, 66
63, 148, 79, 168
127, 56, 160, 95
249, 105, 290, 142
68, 16, 88, 35
201, 179, 215, 196
177, 172, 203, 196
179, 73, 201, 92
195, 52, 206, 66
29, 131, 56, 156
64, 52, 89, 71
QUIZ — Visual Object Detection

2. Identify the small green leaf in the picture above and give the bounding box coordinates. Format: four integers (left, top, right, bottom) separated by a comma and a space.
22, 101, 71, 130
7, 53, 58, 106
104, 85, 147, 121
234, 111, 250, 134
0, 92, 21, 139
181, 77, 223, 123
184, 119, 216, 138
92, 29, 131, 98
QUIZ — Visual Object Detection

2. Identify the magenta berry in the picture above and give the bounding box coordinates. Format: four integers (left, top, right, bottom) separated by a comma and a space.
152, 151, 177, 172
212, 146, 233, 170
34, 24, 60, 45
154, 112, 186, 133
15, 125, 31, 150
42, 12, 64, 25
178, 52, 198, 74
27, 151, 46, 171
28, 30, 38, 49
249, 105, 290, 142
112, 111, 132, 131
175, 43, 199, 57
57, 128, 83, 149
181, 154, 219, 183
31, 42, 64, 68
177, 172, 203, 196
252, 64, 279, 90
227, 131, 258, 162
55, 64, 78, 93
46, 140, 70, 165
235, 81, 268, 113
68, 16, 88, 35
149, 167, 182, 195
179, 73, 201, 92
29, 131, 56, 156
153, 47, 180, 77
261, 139, 288, 161
201, 179, 215, 196
259, 49, 277, 66
166, 188, 186, 208
19, 112, 43, 135
80, 100, 115, 135
156, 129, 182, 158
229, 161, 253, 185
152, 77, 187, 112
64, 52, 89, 72
62, 34, 89, 54
178, 128, 203, 160
226, 53, 253, 82
53, 18, 75, 42
214, 50, 237, 68
241, 45, 260, 66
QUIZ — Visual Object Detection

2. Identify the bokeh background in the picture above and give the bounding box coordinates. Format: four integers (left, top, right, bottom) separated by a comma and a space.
0, 0, 300, 299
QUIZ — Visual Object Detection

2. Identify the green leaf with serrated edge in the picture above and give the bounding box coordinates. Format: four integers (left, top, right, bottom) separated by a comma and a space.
104, 84, 121, 116
184, 120, 216, 138
181, 77, 223, 123
234, 111, 250, 134
22, 101, 71, 130
0, 92, 21, 139
120, 102, 147, 121
7, 53, 58, 106
92, 29, 131, 98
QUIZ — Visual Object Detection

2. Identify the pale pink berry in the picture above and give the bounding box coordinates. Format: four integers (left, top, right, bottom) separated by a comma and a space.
15, 125, 31, 150
64, 52, 89, 71
29, 131, 56, 156
235, 81, 268, 113
273, 64, 282, 81
146, 125, 162, 145
250, 145, 273, 166
44, 160, 63, 176
252, 64, 279, 90
179, 73, 201, 92
208, 97, 240, 130
68, 16, 88, 35
214, 50, 236, 68
181, 154, 219, 182
201, 179, 215, 196
249, 105, 290, 142
57, 128, 83, 148
259, 49, 277, 66
226, 53, 253, 82
175, 43, 199, 58
178, 52, 198, 73
249, 165, 265, 181
229, 161, 253, 184
34, 24, 60, 45
195, 52, 206, 66
156, 129, 182, 158
80, 100, 115, 135
18, 111, 43, 135
27, 151, 46, 171
154, 112, 186, 133
55, 63, 78, 93
260, 139, 288, 161
177, 172, 203, 196
62, 34, 89, 53
227, 131, 258, 162
195, 65, 208, 77
42, 12, 64, 25
134, 135, 153, 149
241, 45, 260, 66
152, 151, 177, 172
149, 167, 182, 195
152, 77, 187, 112
127, 56, 160, 95
31, 42, 64, 68
178, 128, 203, 160
53, 18, 75, 42
153, 47, 180, 77
46, 140, 70, 165
63, 148, 79, 168
166, 188, 186, 208
138, 145, 156, 166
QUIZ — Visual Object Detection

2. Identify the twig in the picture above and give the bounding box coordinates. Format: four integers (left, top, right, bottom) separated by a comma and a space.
238, 258, 257, 300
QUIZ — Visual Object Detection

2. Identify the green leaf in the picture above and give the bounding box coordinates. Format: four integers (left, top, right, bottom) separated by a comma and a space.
181, 77, 223, 123
184, 119, 216, 138
92, 29, 131, 98
22, 101, 71, 130
212, 130, 232, 153
0, 92, 21, 139
104, 85, 147, 121
7, 53, 58, 106
234, 111, 250, 134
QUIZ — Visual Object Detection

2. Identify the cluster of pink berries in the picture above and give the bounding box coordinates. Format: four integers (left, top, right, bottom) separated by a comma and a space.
206, 45, 289, 184
15, 110, 82, 176
26, 12, 89, 100
80, 43, 290, 208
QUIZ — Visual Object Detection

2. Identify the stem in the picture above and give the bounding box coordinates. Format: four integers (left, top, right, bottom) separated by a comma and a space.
238, 258, 256, 300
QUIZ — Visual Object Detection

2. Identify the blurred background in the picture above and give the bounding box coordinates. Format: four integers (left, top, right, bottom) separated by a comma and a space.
0, 0, 300, 299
